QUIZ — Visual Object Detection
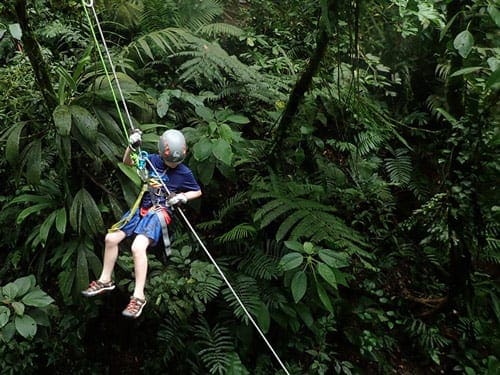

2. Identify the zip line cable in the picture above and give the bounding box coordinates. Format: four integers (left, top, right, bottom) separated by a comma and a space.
81, 1, 290, 374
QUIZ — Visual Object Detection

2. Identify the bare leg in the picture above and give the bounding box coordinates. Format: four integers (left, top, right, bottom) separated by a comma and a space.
130, 234, 151, 300
99, 230, 126, 283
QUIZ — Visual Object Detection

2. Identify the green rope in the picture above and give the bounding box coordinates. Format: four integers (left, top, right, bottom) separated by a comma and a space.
81, 1, 129, 142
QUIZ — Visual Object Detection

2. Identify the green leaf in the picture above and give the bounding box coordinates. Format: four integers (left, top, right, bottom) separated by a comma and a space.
29, 309, 50, 327
117, 162, 142, 186
318, 249, 349, 268
256, 302, 270, 333
212, 139, 233, 165
449, 66, 483, 77
193, 138, 213, 161
53, 105, 72, 136
70, 105, 98, 142
317, 263, 337, 289
291, 271, 307, 303
486, 68, 500, 90
226, 114, 250, 124
0, 306, 10, 328
21, 288, 54, 307
76, 245, 89, 293
55, 208, 67, 234
15, 314, 37, 338
2, 282, 19, 300
279, 252, 304, 271
8, 23, 22, 40
39, 211, 57, 245
12, 302, 25, 316
488, 5, 500, 27
453, 30, 474, 58
14, 275, 35, 296
26, 139, 42, 185
295, 304, 314, 328
284, 240, 304, 253
303, 242, 314, 255
316, 282, 333, 313
5, 122, 27, 165
1, 322, 16, 342
195, 106, 214, 122
16, 202, 53, 224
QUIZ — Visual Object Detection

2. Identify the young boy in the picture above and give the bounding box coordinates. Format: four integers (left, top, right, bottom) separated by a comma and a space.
82, 129, 202, 318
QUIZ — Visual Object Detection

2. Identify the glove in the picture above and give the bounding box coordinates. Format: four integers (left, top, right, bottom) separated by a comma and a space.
167, 193, 188, 207
129, 129, 142, 150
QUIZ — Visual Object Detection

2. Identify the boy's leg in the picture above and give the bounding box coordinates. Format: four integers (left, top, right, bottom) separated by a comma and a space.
99, 230, 126, 283
130, 234, 151, 300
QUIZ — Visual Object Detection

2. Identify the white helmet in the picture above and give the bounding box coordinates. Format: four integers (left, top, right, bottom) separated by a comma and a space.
158, 129, 186, 164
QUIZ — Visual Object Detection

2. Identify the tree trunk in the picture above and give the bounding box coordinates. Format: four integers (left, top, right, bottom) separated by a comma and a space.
14, 0, 57, 113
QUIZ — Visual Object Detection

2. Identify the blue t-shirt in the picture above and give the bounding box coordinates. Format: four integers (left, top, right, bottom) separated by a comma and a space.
141, 153, 200, 208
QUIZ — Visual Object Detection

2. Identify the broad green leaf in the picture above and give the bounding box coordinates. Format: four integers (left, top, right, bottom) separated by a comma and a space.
488, 5, 500, 27
5, 122, 27, 165
70, 105, 98, 142
26, 140, 41, 185
15, 314, 37, 338
219, 123, 235, 142
76, 245, 89, 293
291, 271, 307, 303
29, 309, 50, 327
13, 275, 35, 296
318, 249, 349, 268
284, 240, 304, 253
196, 158, 215, 185
450, 66, 483, 77
316, 282, 333, 313
157, 91, 174, 118
21, 288, 54, 307
195, 106, 214, 122
256, 302, 270, 334
16, 202, 53, 224
12, 302, 25, 316
453, 30, 474, 58
317, 263, 337, 289
53, 105, 72, 136
73, 188, 104, 235
55, 208, 67, 234
486, 68, 500, 90
2, 322, 16, 342
39, 211, 57, 245
212, 139, 233, 165
279, 252, 304, 271
226, 114, 250, 124
303, 242, 314, 255
0, 306, 10, 328
295, 304, 314, 328
2, 282, 19, 300
117, 162, 142, 186
193, 138, 213, 161
8, 23, 22, 40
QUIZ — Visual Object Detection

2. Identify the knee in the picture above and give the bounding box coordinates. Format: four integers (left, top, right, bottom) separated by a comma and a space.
105, 232, 121, 247
131, 241, 147, 257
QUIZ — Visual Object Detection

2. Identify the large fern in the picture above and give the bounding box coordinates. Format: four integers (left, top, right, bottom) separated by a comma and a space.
252, 175, 367, 249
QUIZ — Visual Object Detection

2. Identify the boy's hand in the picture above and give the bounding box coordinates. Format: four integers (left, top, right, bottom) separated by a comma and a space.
167, 193, 188, 206
129, 129, 142, 150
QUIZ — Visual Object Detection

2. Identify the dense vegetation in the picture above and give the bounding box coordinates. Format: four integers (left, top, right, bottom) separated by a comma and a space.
0, 0, 498, 374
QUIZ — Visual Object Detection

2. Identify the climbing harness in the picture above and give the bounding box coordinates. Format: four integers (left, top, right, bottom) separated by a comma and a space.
82, 2, 290, 374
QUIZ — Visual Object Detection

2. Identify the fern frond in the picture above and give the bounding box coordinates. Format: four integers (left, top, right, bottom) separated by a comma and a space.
384, 148, 413, 186
194, 318, 235, 375
222, 275, 262, 324
216, 223, 257, 243
198, 23, 244, 38
236, 245, 281, 280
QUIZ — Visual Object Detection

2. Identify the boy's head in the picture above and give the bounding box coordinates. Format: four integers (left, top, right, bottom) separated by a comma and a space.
158, 129, 186, 167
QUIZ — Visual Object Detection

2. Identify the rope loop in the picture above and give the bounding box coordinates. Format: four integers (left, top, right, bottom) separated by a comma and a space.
83, 0, 93, 7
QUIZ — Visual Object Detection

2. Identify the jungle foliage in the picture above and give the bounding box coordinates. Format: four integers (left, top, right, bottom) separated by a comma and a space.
0, 0, 499, 374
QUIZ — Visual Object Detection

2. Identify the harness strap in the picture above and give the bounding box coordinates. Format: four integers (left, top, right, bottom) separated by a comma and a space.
155, 209, 172, 257
108, 184, 148, 233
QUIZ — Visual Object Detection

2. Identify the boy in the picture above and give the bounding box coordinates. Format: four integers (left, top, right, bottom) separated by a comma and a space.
82, 129, 202, 318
